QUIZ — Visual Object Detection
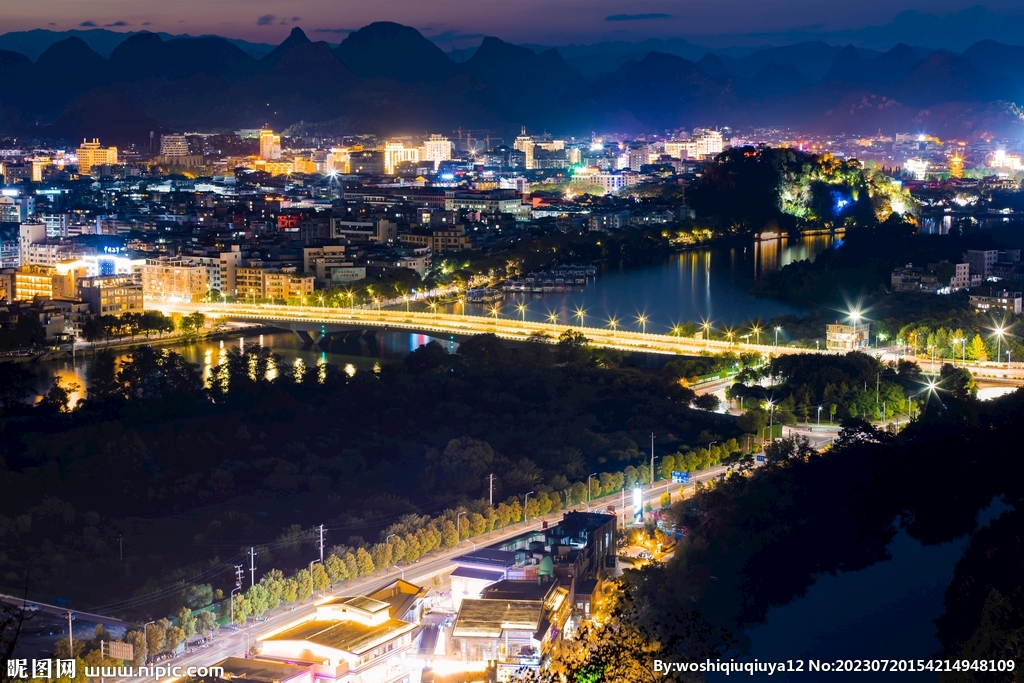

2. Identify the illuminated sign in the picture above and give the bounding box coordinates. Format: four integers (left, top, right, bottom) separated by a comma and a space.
632, 487, 643, 521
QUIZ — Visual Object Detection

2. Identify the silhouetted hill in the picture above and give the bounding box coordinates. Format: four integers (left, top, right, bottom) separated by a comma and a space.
736, 63, 812, 99
108, 32, 257, 83
259, 27, 311, 69
0, 28, 274, 60
898, 51, 990, 105
43, 85, 164, 146
0, 21, 1022, 140
334, 22, 454, 84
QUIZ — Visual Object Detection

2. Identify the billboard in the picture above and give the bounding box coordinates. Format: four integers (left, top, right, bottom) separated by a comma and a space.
671, 471, 691, 484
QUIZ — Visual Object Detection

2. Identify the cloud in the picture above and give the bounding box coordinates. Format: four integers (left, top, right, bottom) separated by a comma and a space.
142, 21, 151, 26
256, 14, 276, 26
605, 13, 672, 21
105, 21, 129, 27
79, 20, 98, 27
313, 27, 356, 33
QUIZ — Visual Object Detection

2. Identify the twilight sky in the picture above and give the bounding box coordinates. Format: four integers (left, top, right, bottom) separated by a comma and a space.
5, 0, 1024, 47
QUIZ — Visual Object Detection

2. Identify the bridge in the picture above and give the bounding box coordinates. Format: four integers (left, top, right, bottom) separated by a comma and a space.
160, 302, 812, 357
158, 302, 1024, 386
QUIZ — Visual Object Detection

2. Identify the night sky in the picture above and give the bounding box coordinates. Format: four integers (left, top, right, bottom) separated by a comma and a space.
4, 0, 1024, 48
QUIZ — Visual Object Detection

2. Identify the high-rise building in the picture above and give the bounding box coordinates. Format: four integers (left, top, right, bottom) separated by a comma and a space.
422, 134, 453, 170
259, 130, 282, 161
18, 222, 46, 267
514, 129, 536, 170
28, 156, 50, 182
141, 258, 210, 304
384, 141, 420, 174
160, 134, 190, 157
76, 139, 118, 176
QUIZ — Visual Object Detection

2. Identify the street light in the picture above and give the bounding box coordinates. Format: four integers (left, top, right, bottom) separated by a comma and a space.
850, 310, 861, 343
516, 302, 527, 327
767, 399, 775, 441
817, 405, 822, 426
548, 311, 558, 332
488, 304, 500, 327
588, 473, 597, 503
608, 316, 620, 341
995, 326, 1005, 367
428, 301, 438, 319
701, 319, 712, 347
636, 313, 648, 337
523, 491, 534, 525
752, 325, 761, 346
774, 326, 781, 347
574, 307, 586, 327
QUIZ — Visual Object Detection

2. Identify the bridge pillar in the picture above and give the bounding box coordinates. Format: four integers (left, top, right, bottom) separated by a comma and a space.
294, 330, 323, 345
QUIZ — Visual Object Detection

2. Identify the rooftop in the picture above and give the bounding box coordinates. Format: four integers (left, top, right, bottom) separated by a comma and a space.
454, 547, 516, 568
452, 599, 543, 639
262, 617, 416, 656
210, 657, 310, 683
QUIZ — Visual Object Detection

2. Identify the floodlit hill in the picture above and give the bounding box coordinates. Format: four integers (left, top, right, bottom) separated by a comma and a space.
333, 22, 455, 84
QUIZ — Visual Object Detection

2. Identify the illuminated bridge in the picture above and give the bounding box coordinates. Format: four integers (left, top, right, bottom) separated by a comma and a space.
160, 302, 816, 357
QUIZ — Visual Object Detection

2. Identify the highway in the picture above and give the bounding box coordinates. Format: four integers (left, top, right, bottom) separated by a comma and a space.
105, 466, 726, 683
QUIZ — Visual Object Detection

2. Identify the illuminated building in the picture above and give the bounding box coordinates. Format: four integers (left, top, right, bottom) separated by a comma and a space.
258, 595, 419, 683
18, 222, 46, 266
513, 129, 535, 170
452, 580, 570, 680
949, 154, 964, 179
990, 150, 1023, 171
142, 257, 210, 304
14, 261, 84, 301
326, 148, 351, 174
383, 141, 420, 175
160, 134, 190, 156
0, 196, 19, 223
421, 134, 452, 170
76, 139, 118, 176
77, 275, 143, 315
905, 158, 929, 180
826, 323, 871, 352
664, 130, 723, 159
28, 156, 50, 182
260, 130, 282, 161
969, 290, 1022, 315
571, 167, 641, 194
235, 266, 314, 303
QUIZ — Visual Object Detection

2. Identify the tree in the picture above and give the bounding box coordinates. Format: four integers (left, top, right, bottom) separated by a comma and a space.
181, 583, 214, 610
37, 377, 79, 413
125, 629, 147, 667
165, 626, 186, 652
146, 620, 168, 653
0, 362, 35, 413
311, 562, 330, 591
433, 437, 495, 494
440, 521, 459, 549
325, 553, 349, 584
195, 610, 217, 636
86, 350, 121, 400
281, 577, 299, 604
295, 571, 313, 601
968, 334, 988, 362
355, 547, 375, 576
693, 393, 720, 411
557, 329, 591, 364
343, 552, 359, 581
176, 607, 197, 639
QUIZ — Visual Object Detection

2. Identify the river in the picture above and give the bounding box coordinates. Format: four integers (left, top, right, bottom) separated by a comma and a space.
452, 235, 834, 334
30, 235, 835, 402
708, 500, 1010, 682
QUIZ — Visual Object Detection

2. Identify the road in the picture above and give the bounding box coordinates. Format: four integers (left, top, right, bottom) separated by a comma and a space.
108, 465, 727, 683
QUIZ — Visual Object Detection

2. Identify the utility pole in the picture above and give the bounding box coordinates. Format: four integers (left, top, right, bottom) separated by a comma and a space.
67, 612, 73, 657
118, 535, 123, 564
248, 547, 257, 588
650, 433, 655, 488
488, 473, 494, 507
317, 524, 325, 564
876, 373, 880, 410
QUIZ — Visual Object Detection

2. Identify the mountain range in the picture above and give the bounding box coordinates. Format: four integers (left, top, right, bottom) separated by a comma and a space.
1, 22, 1024, 146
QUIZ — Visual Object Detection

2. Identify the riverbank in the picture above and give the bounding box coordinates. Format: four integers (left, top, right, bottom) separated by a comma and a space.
31, 324, 283, 363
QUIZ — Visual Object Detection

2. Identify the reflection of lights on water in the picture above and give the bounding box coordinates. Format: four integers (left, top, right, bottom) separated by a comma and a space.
259, 334, 264, 347
373, 362, 381, 375
317, 353, 327, 383
294, 358, 306, 383
344, 363, 356, 377
266, 357, 277, 381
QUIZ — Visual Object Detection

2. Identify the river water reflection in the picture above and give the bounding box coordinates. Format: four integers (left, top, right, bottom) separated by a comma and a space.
32, 235, 835, 401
